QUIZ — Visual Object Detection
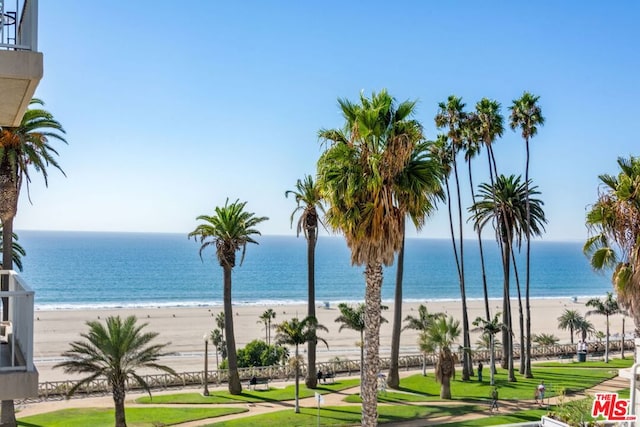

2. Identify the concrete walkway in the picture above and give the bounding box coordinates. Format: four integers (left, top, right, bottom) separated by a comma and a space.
16, 373, 630, 426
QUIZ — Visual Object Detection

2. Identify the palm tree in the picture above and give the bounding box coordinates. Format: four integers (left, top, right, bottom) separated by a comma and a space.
470, 175, 547, 381
335, 302, 387, 386
557, 309, 584, 345
54, 316, 175, 427
420, 316, 460, 399
510, 92, 544, 378
0, 226, 26, 272
210, 328, 225, 368
435, 96, 473, 381
586, 292, 622, 363
275, 316, 328, 413
258, 308, 276, 345
575, 317, 596, 342
472, 313, 504, 386
403, 304, 444, 376
215, 311, 225, 341
0, 99, 66, 426
584, 156, 640, 333
532, 333, 559, 346
286, 174, 324, 388
388, 141, 443, 388
188, 199, 268, 394
317, 89, 426, 425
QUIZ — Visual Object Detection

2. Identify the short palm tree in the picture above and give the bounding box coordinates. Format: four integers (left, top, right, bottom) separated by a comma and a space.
510, 91, 545, 378
0, 98, 66, 425
54, 316, 176, 427
586, 292, 622, 363
318, 89, 426, 425
420, 316, 460, 399
575, 317, 596, 342
275, 316, 328, 413
403, 304, 444, 376
470, 174, 547, 381
472, 313, 504, 386
188, 199, 268, 394
286, 174, 324, 388
532, 333, 559, 346
210, 328, 225, 368
258, 308, 276, 345
557, 309, 584, 345
335, 302, 387, 386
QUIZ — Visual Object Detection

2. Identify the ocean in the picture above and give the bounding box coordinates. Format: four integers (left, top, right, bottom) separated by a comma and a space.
13, 230, 612, 310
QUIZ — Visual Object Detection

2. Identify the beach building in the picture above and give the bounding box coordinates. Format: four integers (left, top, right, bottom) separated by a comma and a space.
0, 0, 41, 401
0, 0, 42, 127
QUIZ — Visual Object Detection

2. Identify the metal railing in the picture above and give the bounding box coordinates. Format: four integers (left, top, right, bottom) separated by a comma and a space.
0, 0, 37, 51
0, 270, 35, 372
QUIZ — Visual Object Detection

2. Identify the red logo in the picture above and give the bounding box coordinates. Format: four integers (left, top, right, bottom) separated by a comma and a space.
591, 393, 636, 421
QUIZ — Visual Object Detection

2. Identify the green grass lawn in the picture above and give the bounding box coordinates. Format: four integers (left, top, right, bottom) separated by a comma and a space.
18, 407, 247, 427
206, 404, 480, 426
135, 379, 360, 404
535, 357, 633, 369
437, 408, 548, 426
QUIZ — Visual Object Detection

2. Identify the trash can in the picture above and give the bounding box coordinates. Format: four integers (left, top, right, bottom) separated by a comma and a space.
577, 351, 587, 362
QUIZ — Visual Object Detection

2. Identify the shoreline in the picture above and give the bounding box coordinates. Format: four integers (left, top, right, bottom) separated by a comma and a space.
33, 295, 610, 311
33, 296, 629, 383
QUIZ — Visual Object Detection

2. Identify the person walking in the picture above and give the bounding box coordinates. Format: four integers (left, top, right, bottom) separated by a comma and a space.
478, 361, 483, 382
490, 387, 499, 412
537, 380, 546, 407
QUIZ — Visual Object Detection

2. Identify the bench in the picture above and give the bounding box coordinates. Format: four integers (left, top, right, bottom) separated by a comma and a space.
248, 377, 269, 390
319, 372, 335, 384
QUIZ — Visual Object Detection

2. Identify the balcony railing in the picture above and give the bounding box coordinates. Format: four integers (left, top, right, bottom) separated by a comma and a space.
0, 270, 35, 373
0, 0, 37, 51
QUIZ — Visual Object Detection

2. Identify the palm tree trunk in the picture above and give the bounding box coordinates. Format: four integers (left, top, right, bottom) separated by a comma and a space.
605, 315, 610, 363
113, 382, 127, 427
361, 262, 383, 427
489, 334, 496, 386
223, 266, 242, 394
294, 344, 300, 413
524, 137, 533, 378
452, 158, 471, 380
510, 249, 525, 375
1, 217, 16, 426
306, 229, 318, 389
468, 160, 491, 321
502, 239, 516, 381
387, 224, 405, 389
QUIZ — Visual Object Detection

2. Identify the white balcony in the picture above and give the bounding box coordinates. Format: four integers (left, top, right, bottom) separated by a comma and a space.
0, 0, 42, 127
0, 270, 38, 400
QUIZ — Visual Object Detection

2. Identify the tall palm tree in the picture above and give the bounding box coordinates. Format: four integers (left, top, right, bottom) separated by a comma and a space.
472, 313, 504, 386
510, 92, 544, 378
470, 175, 547, 381
335, 302, 387, 386
286, 174, 324, 388
420, 316, 461, 399
388, 141, 443, 388
275, 316, 328, 413
258, 308, 276, 345
54, 316, 176, 427
188, 199, 268, 394
317, 89, 426, 426
586, 292, 622, 363
0, 99, 66, 426
557, 309, 584, 345
403, 304, 444, 375
435, 95, 473, 381
584, 156, 640, 333
474, 98, 505, 321
0, 226, 25, 272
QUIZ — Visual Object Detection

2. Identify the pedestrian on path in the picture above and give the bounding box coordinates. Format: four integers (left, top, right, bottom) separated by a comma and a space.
478, 362, 483, 382
490, 387, 499, 412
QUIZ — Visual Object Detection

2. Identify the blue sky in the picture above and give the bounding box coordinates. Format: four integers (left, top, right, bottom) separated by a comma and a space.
15, 1, 639, 241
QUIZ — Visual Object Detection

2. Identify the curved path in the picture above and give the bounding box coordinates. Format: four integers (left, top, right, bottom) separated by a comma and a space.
16, 373, 629, 426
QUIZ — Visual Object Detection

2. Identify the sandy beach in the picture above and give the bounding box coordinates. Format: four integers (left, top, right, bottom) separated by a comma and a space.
33, 297, 628, 382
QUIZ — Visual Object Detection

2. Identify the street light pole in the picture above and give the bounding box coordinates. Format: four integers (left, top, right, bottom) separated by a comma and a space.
203, 334, 210, 396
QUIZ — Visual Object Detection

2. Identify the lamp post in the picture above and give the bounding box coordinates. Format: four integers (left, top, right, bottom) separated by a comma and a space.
203, 334, 210, 396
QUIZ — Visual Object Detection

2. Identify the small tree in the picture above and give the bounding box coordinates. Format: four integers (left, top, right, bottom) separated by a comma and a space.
557, 309, 584, 345
403, 304, 443, 375
54, 316, 176, 427
275, 316, 328, 413
210, 328, 226, 368
258, 308, 276, 345
420, 316, 460, 399
532, 333, 559, 346
586, 292, 622, 363
472, 313, 504, 385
